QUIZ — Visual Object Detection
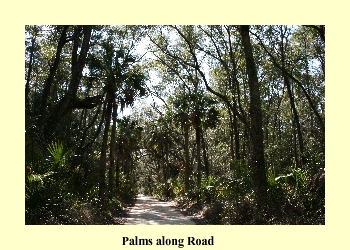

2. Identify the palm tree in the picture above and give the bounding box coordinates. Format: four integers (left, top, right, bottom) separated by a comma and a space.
87, 30, 146, 202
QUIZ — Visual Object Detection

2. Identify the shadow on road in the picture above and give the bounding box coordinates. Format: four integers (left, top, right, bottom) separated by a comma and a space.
125, 194, 196, 225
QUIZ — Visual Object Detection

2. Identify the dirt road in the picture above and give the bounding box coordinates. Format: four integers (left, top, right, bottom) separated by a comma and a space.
124, 194, 196, 225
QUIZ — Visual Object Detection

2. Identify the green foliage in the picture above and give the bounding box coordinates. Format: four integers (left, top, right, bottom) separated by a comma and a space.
220, 195, 255, 225
267, 167, 277, 187
153, 182, 167, 200
171, 177, 185, 197
292, 167, 308, 193
47, 140, 69, 169
152, 178, 177, 201
118, 173, 137, 204
198, 169, 256, 224
200, 175, 216, 204
26, 140, 67, 210
265, 166, 324, 224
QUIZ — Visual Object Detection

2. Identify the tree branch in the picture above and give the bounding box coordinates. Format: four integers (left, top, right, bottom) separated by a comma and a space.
252, 31, 325, 133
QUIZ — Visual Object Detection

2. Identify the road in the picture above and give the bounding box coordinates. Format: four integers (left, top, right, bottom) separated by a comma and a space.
124, 194, 196, 225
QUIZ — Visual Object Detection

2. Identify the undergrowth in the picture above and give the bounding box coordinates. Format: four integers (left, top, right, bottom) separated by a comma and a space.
150, 166, 325, 225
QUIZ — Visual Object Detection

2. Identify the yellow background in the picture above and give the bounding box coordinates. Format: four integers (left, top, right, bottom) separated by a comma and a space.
1, 1, 347, 249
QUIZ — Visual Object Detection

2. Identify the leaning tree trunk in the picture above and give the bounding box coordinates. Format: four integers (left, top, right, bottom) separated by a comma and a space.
39, 25, 69, 117
284, 75, 305, 166
240, 25, 268, 219
278, 27, 305, 167
41, 26, 92, 143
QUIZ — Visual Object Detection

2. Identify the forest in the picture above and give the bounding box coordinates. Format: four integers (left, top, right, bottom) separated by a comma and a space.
25, 25, 325, 225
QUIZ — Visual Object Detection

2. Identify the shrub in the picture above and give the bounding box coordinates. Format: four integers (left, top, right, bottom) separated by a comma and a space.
118, 173, 137, 204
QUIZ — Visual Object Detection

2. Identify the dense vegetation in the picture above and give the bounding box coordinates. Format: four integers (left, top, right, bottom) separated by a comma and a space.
25, 25, 325, 224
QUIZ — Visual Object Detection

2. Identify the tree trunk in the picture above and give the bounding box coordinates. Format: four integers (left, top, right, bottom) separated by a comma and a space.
25, 33, 37, 108
278, 27, 305, 167
228, 106, 241, 171
284, 75, 305, 166
228, 108, 235, 171
240, 25, 268, 218
99, 94, 112, 202
165, 141, 170, 180
256, 35, 325, 133
39, 25, 69, 117
233, 109, 241, 161
41, 26, 92, 142
161, 143, 167, 196
195, 124, 202, 204
184, 124, 191, 192
109, 98, 117, 197
201, 130, 210, 178
116, 144, 121, 193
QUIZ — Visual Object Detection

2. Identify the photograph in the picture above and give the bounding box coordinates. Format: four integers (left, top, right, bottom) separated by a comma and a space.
25, 25, 325, 226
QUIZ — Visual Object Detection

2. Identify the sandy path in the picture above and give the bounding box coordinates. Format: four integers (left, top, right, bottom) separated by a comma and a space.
124, 194, 196, 225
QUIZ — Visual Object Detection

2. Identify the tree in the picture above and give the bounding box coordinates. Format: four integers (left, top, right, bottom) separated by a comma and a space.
87, 27, 147, 201
39, 26, 93, 144
240, 25, 268, 217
